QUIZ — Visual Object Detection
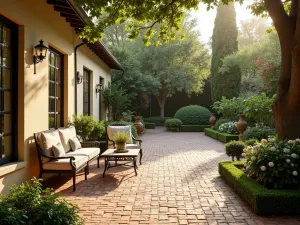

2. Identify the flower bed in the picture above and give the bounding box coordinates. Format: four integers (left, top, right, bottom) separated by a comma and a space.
179, 125, 210, 132
219, 161, 300, 215
145, 122, 155, 129
204, 128, 239, 143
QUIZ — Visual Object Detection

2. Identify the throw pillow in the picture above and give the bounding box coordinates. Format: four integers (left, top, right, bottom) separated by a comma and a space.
69, 137, 81, 151
52, 142, 65, 157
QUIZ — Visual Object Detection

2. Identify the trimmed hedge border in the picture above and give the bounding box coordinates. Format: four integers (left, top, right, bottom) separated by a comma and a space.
145, 122, 155, 129
219, 161, 300, 215
204, 128, 239, 143
179, 125, 210, 132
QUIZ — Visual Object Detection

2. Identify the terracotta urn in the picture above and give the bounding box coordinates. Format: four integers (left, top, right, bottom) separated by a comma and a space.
119, 116, 124, 122
236, 114, 248, 141
134, 116, 144, 135
209, 113, 217, 128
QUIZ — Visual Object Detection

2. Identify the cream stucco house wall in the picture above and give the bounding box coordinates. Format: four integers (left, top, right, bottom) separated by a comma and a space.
0, 0, 123, 193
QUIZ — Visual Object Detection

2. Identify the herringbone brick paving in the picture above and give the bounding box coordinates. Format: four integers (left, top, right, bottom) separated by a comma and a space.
45, 127, 300, 225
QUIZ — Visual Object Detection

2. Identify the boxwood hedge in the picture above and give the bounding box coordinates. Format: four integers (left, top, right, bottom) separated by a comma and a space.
174, 105, 211, 125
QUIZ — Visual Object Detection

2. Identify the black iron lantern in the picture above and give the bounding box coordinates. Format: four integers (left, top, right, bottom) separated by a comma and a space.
96, 83, 103, 97
33, 40, 48, 74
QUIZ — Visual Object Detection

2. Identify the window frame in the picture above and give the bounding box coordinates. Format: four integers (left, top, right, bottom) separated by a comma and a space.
48, 47, 64, 129
0, 14, 18, 166
83, 68, 91, 116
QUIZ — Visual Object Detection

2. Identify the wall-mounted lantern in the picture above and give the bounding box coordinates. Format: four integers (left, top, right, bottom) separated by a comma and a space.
96, 83, 103, 98
77, 71, 83, 84
33, 40, 48, 74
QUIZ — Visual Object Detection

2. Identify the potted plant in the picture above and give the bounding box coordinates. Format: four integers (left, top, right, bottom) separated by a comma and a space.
113, 131, 130, 152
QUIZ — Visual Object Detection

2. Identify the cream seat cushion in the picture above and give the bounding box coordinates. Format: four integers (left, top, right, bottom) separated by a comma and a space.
125, 144, 140, 149
107, 126, 133, 146
58, 126, 77, 152
42, 155, 87, 170
40, 130, 62, 163
66, 148, 100, 160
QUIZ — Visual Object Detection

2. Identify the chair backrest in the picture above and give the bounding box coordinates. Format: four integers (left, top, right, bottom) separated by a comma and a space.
106, 124, 133, 148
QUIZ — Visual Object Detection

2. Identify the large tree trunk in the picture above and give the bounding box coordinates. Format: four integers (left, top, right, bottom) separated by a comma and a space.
265, 0, 300, 139
155, 84, 167, 117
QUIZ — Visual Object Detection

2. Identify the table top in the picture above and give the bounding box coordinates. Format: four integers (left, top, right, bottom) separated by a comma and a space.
101, 149, 140, 157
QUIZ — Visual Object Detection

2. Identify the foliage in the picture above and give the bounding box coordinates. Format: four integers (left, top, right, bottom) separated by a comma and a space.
214, 118, 231, 131
0, 178, 83, 225
165, 118, 182, 131
134, 93, 150, 115
213, 97, 245, 121
144, 122, 155, 129
211, 2, 241, 103
105, 121, 138, 138
243, 93, 275, 127
70, 115, 96, 141
218, 132, 239, 143
244, 137, 300, 189
219, 161, 300, 215
179, 125, 210, 132
225, 141, 246, 160
102, 83, 130, 120
204, 128, 219, 140
218, 122, 238, 134
113, 131, 130, 144
143, 117, 172, 126
243, 126, 275, 141
121, 110, 134, 122
245, 138, 258, 146
174, 105, 211, 125
89, 120, 105, 141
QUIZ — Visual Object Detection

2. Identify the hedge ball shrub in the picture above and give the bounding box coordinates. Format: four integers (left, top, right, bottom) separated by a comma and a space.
174, 105, 211, 125
214, 118, 231, 130
225, 141, 246, 161
165, 118, 182, 131
243, 127, 275, 141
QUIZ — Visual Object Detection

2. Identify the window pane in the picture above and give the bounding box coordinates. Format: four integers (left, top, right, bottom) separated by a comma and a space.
4, 91, 11, 112
3, 26, 11, 46
3, 46, 11, 68
49, 115, 55, 129
49, 82, 55, 97
49, 98, 55, 112
49, 67, 55, 81
1, 136, 12, 159
2, 69, 11, 89
3, 114, 11, 133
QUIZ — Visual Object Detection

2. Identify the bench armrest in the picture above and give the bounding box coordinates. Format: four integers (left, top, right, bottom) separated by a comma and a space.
81, 140, 100, 148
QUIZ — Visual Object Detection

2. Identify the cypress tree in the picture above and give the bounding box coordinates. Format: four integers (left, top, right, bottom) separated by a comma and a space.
211, 2, 241, 102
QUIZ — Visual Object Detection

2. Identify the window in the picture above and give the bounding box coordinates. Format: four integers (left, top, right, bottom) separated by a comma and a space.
0, 16, 18, 166
83, 69, 90, 115
48, 48, 63, 129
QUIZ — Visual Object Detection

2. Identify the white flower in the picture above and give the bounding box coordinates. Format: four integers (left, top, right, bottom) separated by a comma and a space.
242, 153, 246, 158
286, 159, 291, 163
288, 140, 295, 144
292, 171, 298, 176
283, 148, 290, 153
291, 163, 295, 167
253, 145, 260, 150
268, 162, 274, 167
270, 147, 276, 151
261, 166, 266, 171
291, 153, 298, 158
261, 139, 268, 145
268, 138, 275, 143
251, 156, 256, 161
296, 138, 300, 143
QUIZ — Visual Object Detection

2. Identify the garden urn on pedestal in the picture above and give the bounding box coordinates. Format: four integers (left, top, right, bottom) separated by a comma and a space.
236, 114, 248, 141
134, 116, 144, 135
209, 113, 217, 128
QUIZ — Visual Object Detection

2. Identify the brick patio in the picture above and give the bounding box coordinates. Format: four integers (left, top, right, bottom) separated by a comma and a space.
45, 127, 300, 225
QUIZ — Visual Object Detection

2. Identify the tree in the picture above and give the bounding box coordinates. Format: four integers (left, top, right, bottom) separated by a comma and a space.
76, 0, 300, 139
210, 2, 241, 102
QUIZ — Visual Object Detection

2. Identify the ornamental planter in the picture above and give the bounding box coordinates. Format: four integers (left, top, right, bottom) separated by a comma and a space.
209, 113, 217, 128
134, 116, 144, 135
236, 114, 248, 141
115, 142, 126, 151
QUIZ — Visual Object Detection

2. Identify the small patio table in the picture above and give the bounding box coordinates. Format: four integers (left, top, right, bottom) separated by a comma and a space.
100, 149, 141, 177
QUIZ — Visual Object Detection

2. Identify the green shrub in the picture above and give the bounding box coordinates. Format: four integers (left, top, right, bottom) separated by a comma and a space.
89, 120, 105, 141
121, 110, 134, 122
143, 117, 172, 126
214, 118, 231, 130
218, 122, 238, 134
219, 161, 300, 215
213, 97, 245, 121
165, 118, 182, 131
144, 122, 155, 129
174, 105, 211, 125
243, 126, 275, 141
0, 178, 84, 225
245, 138, 258, 146
244, 137, 300, 189
204, 128, 218, 140
218, 133, 239, 143
225, 141, 246, 161
105, 121, 138, 138
70, 115, 96, 141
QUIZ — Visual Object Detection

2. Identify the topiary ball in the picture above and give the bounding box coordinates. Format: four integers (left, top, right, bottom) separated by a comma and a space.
174, 105, 211, 125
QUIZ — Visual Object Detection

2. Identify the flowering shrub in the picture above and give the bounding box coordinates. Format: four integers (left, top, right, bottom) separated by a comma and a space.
243, 137, 300, 189
218, 122, 238, 134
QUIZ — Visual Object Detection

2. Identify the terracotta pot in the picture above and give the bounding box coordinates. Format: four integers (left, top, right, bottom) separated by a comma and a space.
116, 142, 126, 151
209, 113, 217, 128
236, 114, 248, 141
134, 116, 144, 135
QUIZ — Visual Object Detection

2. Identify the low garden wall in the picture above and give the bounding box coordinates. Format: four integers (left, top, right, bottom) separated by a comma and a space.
219, 161, 300, 215
204, 128, 239, 143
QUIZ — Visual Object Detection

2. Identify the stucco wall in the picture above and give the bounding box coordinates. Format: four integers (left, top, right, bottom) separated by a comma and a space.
0, 0, 111, 193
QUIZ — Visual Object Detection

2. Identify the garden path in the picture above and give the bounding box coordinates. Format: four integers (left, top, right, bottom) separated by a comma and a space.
46, 127, 300, 225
